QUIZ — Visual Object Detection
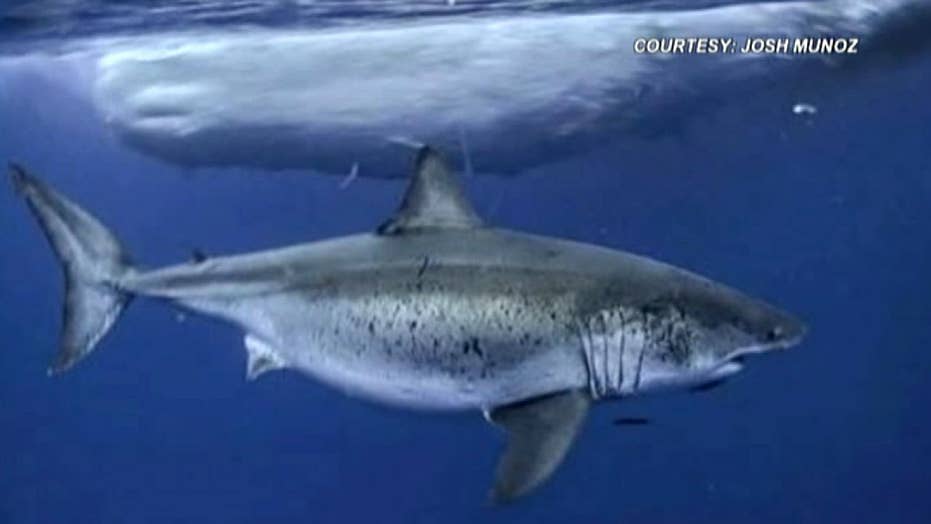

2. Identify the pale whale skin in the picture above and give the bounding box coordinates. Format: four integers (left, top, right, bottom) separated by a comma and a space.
9, 148, 805, 500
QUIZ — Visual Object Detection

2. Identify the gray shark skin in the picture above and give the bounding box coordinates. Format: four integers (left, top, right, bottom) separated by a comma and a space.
9, 148, 805, 502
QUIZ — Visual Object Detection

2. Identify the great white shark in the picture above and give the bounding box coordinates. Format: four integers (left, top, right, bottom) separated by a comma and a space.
10, 148, 805, 501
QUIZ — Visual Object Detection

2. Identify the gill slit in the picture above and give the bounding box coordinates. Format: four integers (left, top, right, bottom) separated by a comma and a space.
577, 319, 596, 396
635, 311, 648, 391
578, 309, 628, 399
598, 313, 609, 397
615, 309, 626, 394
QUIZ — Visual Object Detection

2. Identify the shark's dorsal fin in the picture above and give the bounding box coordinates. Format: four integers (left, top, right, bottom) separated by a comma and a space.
487, 390, 590, 503
244, 334, 287, 381
376, 146, 483, 235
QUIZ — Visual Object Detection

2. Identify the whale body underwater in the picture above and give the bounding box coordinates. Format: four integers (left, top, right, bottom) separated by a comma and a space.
2, 0, 928, 179
10, 147, 805, 501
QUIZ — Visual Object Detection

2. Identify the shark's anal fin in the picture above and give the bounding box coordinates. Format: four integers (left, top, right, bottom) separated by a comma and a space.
487, 390, 590, 503
376, 146, 483, 235
244, 334, 287, 381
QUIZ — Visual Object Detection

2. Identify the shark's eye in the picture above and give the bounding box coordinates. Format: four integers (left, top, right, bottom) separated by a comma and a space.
766, 326, 784, 341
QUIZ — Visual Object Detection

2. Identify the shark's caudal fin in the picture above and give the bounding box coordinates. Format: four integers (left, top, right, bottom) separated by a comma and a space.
9, 163, 133, 374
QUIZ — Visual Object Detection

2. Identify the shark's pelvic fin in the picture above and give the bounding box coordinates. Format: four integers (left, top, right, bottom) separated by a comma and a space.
376, 146, 483, 235
9, 162, 134, 375
487, 390, 590, 503
244, 334, 287, 380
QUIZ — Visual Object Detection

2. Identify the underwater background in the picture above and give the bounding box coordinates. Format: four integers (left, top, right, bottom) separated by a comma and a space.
1, 1, 930, 522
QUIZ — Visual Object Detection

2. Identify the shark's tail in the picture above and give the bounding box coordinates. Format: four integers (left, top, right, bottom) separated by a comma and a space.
9, 163, 134, 375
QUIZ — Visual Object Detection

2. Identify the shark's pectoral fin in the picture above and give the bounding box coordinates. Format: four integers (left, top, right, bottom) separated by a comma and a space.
487, 390, 590, 503
376, 146, 483, 235
244, 334, 287, 381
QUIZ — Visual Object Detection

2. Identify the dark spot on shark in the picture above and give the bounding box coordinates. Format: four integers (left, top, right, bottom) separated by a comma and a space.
471, 337, 483, 357
640, 301, 693, 365
368, 321, 375, 335
417, 255, 429, 278
462, 337, 483, 358
191, 248, 208, 263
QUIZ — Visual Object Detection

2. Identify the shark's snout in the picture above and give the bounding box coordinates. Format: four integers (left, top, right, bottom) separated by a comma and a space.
727, 314, 806, 368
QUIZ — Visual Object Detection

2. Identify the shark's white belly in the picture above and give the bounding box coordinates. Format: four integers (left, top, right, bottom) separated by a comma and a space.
195, 289, 590, 411
283, 335, 585, 411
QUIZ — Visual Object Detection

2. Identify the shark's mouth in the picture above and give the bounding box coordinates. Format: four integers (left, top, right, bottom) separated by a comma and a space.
708, 359, 745, 381
718, 332, 804, 369
724, 347, 767, 366
734, 330, 806, 358
630, 327, 806, 396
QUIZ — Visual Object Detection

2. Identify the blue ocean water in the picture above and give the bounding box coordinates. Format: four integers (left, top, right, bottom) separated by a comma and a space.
2, 1, 930, 523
